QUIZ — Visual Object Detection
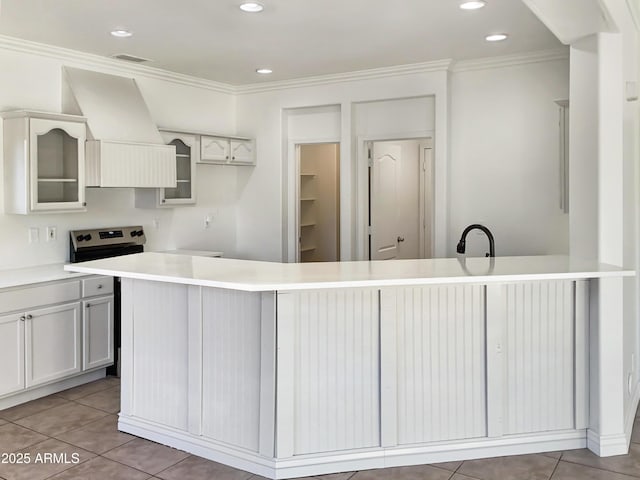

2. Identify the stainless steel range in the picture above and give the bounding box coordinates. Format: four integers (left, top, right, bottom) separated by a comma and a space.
69, 226, 146, 376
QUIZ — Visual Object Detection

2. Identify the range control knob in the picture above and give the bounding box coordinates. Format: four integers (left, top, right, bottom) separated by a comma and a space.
130, 230, 137, 237
137, 230, 144, 237
76, 234, 84, 242
84, 234, 92, 241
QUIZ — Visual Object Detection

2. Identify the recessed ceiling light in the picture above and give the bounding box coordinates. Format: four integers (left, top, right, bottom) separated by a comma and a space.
256, 68, 273, 74
459, 1, 486, 10
485, 33, 508, 42
110, 29, 133, 38
240, 2, 264, 12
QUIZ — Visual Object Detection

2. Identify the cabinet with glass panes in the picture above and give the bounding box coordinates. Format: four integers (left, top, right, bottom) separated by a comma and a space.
135, 131, 198, 208
1, 111, 87, 214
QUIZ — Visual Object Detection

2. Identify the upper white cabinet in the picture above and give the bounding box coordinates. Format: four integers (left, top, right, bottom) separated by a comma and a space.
135, 131, 199, 208
2, 111, 87, 214
201, 135, 255, 166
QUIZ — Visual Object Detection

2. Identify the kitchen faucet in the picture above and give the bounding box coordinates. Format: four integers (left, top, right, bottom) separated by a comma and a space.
456, 224, 495, 257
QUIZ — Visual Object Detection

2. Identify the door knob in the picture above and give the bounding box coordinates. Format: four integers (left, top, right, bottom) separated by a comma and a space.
397, 236, 405, 243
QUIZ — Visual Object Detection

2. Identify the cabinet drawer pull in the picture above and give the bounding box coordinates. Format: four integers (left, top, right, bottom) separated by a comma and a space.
97, 284, 103, 289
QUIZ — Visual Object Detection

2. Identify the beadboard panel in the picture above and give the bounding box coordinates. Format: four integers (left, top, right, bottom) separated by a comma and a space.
394, 285, 487, 444
86, 140, 176, 187
503, 280, 575, 434
284, 289, 380, 456
131, 280, 189, 430
201, 288, 262, 452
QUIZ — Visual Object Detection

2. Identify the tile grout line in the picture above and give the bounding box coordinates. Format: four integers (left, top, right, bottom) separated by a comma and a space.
94, 453, 163, 478
147, 453, 194, 478
547, 456, 561, 480
558, 458, 640, 479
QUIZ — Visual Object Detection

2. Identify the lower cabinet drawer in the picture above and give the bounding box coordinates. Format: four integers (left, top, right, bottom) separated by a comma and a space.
82, 276, 114, 297
0, 281, 81, 315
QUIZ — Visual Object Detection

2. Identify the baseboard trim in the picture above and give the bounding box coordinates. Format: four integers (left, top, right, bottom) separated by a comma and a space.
119, 416, 587, 480
0, 369, 106, 409
587, 429, 629, 456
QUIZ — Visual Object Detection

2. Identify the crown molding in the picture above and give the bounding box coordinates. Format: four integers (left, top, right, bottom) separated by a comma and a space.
451, 48, 569, 73
0, 33, 570, 96
234, 59, 453, 95
0, 34, 235, 94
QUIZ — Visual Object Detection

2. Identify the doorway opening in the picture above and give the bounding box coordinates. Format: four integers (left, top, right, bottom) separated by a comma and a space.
297, 143, 341, 262
367, 138, 433, 260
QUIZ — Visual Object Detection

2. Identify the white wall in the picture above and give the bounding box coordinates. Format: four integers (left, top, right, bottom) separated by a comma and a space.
0, 45, 237, 269
599, 0, 640, 431
237, 58, 569, 262
449, 58, 570, 257
235, 70, 449, 261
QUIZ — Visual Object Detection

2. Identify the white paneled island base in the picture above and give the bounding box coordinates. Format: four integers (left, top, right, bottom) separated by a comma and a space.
65, 254, 636, 479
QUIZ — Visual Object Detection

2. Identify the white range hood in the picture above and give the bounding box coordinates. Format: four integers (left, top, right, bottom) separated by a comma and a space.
63, 67, 176, 188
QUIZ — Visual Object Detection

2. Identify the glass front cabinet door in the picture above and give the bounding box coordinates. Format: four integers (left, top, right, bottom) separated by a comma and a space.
134, 131, 198, 208
160, 132, 198, 206
29, 118, 86, 212
2, 111, 87, 214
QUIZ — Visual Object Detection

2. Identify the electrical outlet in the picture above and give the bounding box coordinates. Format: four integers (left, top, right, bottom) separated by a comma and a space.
153, 218, 160, 229
28, 227, 39, 244
204, 214, 213, 230
46, 226, 57, 242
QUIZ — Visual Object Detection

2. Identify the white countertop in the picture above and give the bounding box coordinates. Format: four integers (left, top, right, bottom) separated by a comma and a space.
163, 249, 223, 257
0, 263, 90, 289
63, 253, 635, 292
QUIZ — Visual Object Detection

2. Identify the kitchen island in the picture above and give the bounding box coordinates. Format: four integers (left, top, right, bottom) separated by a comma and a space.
65, 253, 635, 479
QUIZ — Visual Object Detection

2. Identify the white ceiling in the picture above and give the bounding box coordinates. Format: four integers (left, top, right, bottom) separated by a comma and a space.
0, 0, 563, 85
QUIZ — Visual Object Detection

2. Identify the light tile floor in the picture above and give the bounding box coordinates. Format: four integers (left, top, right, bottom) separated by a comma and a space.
0, 377, 638, 480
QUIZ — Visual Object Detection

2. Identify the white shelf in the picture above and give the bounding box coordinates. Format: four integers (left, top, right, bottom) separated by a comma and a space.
300, 246, 316, 252
300, 197, 316, 201
300, 173, 316, 177
176, 180, 191, 183
37, 178, 78, 183
176, 154, 190, 158
300, 223, 316, 227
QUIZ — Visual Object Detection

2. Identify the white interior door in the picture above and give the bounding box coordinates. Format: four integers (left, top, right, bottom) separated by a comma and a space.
370, 143, 401, 260
370, 140, 426, 260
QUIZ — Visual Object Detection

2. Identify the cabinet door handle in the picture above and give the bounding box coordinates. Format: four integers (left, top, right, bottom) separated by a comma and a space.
19, 315, 26, 321
397, 236, 405, 243
225, 155, 229, 160
232, 156, 236, 160
86, 303, 91, 308
97, 284, 103, 289
26, 314, 33, 320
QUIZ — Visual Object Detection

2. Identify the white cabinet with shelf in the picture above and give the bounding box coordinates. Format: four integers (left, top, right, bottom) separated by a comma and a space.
0, 313, 25, 397
0, 275, 113, 409
2, 111, 87, 214
82, 275, 114, 371
136, 131, 198, 208
83, 296, 114, 371
201, 135, 255, 165
26, 302, 82, 388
